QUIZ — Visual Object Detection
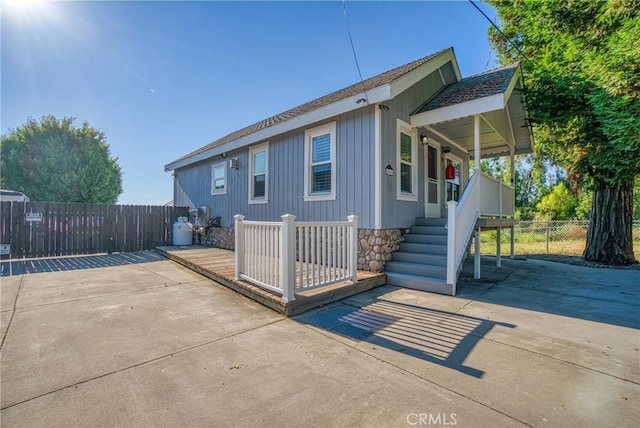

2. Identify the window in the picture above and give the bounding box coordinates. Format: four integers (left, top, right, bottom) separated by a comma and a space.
396, 119, 418, 201
249, 143, 268, 204
304, 122, 336, 201
211, 162, 226, 195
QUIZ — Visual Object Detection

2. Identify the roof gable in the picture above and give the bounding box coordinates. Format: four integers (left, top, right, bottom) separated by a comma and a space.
413, 63, 519, 115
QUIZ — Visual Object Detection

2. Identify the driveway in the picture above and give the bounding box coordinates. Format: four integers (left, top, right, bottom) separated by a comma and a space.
1, 253, 638, 427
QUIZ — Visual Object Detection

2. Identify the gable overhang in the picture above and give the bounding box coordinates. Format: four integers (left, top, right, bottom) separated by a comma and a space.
409, 67, 532, 159
165, 49, 460, 172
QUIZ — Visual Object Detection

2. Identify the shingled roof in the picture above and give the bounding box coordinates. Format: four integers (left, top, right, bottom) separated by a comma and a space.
168, 48, 452, 167
413, 62, 519, 115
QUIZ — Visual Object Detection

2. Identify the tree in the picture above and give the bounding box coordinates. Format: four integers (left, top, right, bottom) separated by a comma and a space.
1, 116, 122, 203
487, 0, 639, 265
535, 183, 576, 221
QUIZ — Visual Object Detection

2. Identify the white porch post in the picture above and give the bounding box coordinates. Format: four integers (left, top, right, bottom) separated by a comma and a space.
473, 114, 481, 279
474, 227, 481, 279
474, 115, 481, 173
280, 214, 296, 303
510, 225, 515, 259
510, 150, 516, 259
496, 228, 502, 268
233, 214, 245, 280
348, 215, 358, 283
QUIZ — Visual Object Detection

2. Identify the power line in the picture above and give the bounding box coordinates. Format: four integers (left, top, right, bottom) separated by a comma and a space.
468, 0, 531, 64
342, 0, 370, 105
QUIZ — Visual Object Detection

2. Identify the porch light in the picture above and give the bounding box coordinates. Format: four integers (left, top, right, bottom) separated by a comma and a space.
420, 133, 429, 146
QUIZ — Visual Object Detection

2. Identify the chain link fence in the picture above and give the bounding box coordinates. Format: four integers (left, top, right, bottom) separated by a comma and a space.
478, 220, 640, 257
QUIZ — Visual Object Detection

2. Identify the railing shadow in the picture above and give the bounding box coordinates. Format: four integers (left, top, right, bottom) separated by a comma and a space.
0, 251, 165, 276
297, 299, 515, 378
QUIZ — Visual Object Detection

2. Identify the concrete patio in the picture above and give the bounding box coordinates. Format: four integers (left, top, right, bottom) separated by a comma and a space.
1, 253, 638, 427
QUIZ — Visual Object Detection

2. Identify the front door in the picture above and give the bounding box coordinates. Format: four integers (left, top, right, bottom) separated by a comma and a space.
425, 140, 441, 217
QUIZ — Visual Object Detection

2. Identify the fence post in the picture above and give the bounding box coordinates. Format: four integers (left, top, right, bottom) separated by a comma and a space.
234, 214, 245, 280
546, 221, 550, 254
280, 214, 296, 303
446, 200, 457, 294
347, 215, 358, 283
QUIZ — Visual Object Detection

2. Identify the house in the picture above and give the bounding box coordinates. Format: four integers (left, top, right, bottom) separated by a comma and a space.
0, 189, 30, 203
165, 47, 532, 295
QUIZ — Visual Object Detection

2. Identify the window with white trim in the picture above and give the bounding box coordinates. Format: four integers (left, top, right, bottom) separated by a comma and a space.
211, 161, 227, 195
396, 119, 418, 201
249, 143, 268, 204
304, 122, 336, 201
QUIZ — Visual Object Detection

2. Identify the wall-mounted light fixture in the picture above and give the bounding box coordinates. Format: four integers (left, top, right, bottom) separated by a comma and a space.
420, 133, 429, 146
356, 98, 367, 104
379, 104, 389, 111
229, 158, 239, 169
442, 146, 451, 154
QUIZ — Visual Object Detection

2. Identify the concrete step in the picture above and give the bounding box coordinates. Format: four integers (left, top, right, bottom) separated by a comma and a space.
385, 261, 446, 279
410, 225, 447, 235
404, 234, 447, 245
399, 242, 447, 255
414, 218, 447, 227
390, 251, 446, 266
385, 272, 453, 295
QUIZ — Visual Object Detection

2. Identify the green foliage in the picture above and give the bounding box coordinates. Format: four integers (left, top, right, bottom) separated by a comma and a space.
487, 0, 640, 186
535, 183, 576, 220
0, 116, 122, 203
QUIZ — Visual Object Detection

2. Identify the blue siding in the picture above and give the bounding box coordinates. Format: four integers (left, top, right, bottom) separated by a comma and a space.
379, 71, 446, 229
175, 106, 377, 228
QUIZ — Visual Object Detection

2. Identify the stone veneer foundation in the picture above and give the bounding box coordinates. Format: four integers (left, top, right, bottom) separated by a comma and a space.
198, 226, 404, 273
357, 229, 404, 272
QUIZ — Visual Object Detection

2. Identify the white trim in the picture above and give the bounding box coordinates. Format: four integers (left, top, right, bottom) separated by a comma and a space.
211, 161, 227, 195
248, 142, 269, 204
374, 105, 382, 229
424, 139, 441, 217
396, 119, 418, 202
165, 49, 459, 172
389, 49, 457, 98
304, 122, 337, 202
410, 93, 505, 127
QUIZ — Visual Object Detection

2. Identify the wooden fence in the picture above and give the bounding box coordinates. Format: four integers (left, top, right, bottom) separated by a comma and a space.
0, 202, 189, 259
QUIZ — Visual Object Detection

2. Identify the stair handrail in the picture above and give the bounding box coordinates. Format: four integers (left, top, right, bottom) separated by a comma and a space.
446, 171, 481, 294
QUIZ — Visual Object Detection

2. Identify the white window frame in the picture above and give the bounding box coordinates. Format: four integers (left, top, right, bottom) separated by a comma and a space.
396, 119, 418, 202
248, 142, 269, 204
304, 121, 337, 202
211, 161, 227, 195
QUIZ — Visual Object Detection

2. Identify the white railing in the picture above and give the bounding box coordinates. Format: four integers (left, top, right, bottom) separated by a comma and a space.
234, 214, 358, 302
479, 174, 515, 217
446, 172, 515, 294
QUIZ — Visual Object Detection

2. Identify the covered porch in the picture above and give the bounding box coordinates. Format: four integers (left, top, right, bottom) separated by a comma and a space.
409, 62, 532, 291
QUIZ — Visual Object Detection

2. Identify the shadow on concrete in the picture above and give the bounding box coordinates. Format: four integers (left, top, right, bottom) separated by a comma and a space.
297, 300, 515, 378
0, 251, 164, 277
456, 256, 640, 330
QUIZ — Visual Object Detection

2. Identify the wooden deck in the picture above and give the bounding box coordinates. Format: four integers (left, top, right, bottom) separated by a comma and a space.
156, 246, 386, 316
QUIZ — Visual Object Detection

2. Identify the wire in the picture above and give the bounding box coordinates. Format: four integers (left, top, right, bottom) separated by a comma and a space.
468, 0, 531, 64
342, 0, 370, 105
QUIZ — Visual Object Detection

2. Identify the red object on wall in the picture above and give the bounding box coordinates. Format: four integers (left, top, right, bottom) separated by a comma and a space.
445, 164, 456, 180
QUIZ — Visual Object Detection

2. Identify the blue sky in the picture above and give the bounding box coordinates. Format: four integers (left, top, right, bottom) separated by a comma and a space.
2, 0, 498, 205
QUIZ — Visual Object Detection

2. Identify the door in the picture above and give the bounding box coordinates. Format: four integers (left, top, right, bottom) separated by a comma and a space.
425, 140, 441, 217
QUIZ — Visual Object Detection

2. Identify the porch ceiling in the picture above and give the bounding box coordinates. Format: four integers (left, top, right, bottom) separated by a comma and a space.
410, 63, 532, 159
